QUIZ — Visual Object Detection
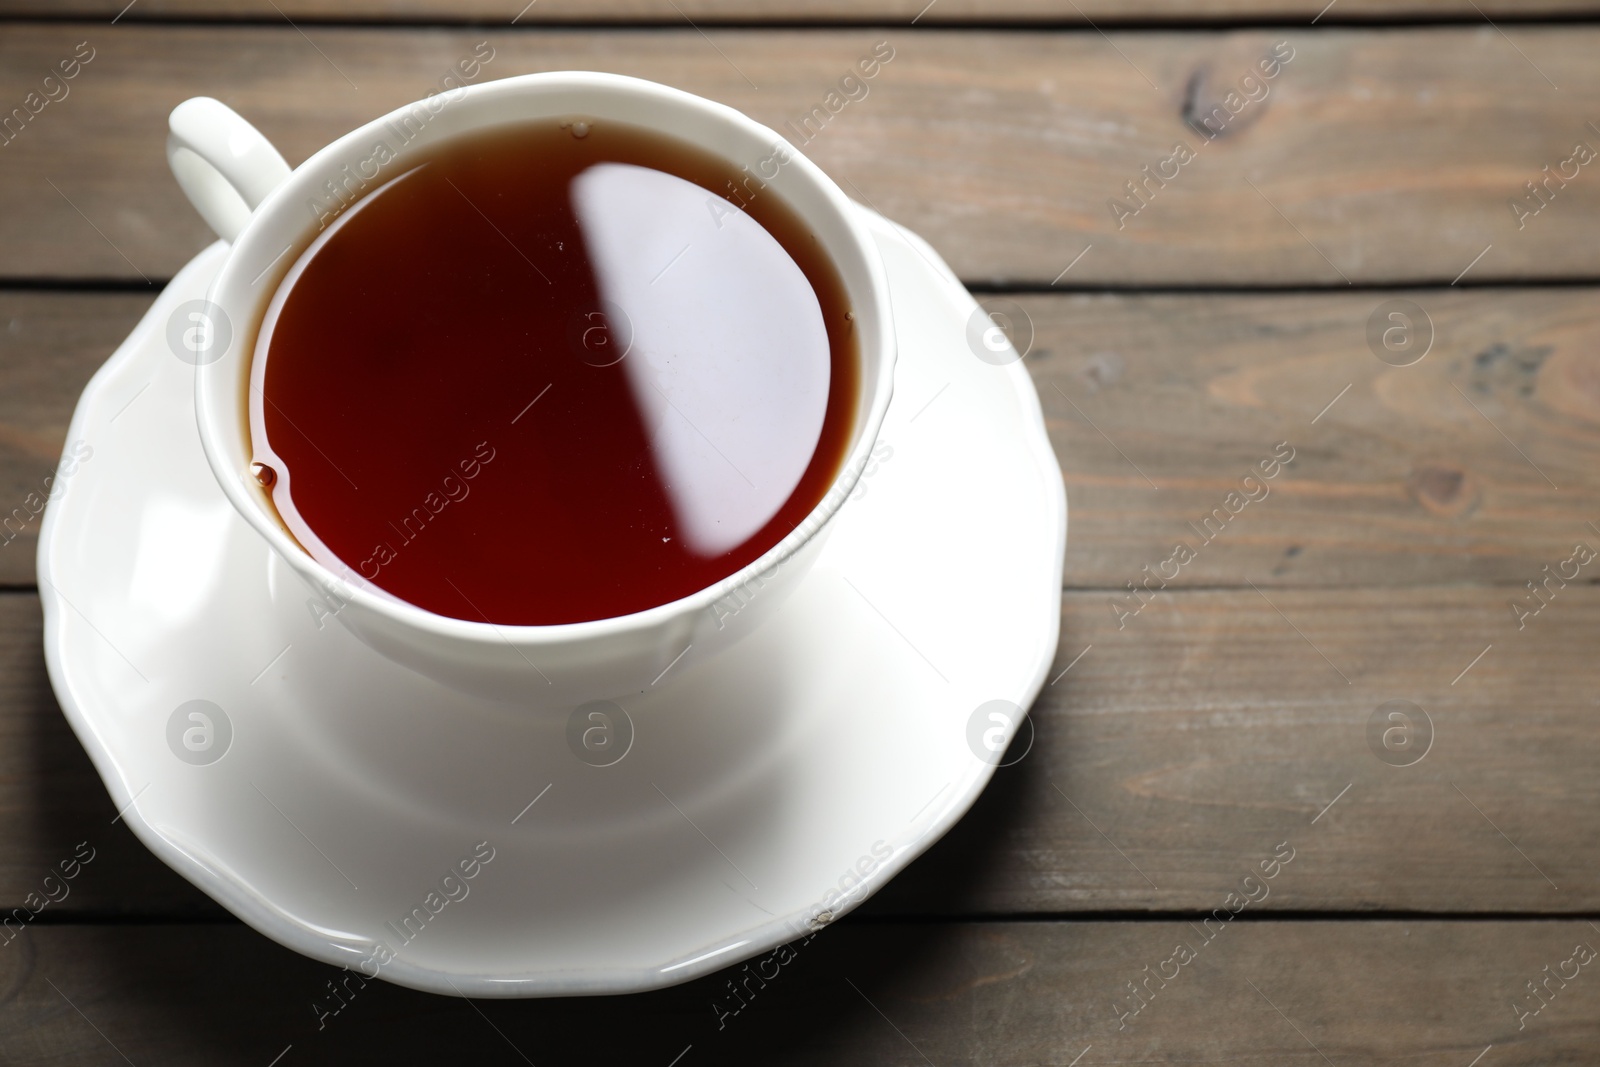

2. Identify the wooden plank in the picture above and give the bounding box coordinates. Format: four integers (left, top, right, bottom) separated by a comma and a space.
0, 293, 150, 586
1, 25, 1598, 285
7, 0, 1600, 21
6, 584, 1599, 916
874, 584, 1600, 916
6, 287, 1598, 588
1027, 287, 1600, 588
0, 921, 1595, 1064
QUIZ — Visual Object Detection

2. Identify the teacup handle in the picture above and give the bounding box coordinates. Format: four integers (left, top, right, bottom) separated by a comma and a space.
167, 97, 292, 244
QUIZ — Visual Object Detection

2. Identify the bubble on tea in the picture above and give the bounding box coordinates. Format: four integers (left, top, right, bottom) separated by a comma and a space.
250, 462, 276, 488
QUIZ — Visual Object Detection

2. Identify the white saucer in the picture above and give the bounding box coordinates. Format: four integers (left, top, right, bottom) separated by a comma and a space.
38, 207, 1065, 997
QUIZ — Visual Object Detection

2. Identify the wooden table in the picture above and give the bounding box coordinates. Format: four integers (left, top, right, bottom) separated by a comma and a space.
3, 2, 1599, 1063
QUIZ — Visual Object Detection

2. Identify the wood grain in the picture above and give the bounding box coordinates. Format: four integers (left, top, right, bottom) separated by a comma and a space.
0, 293, 150, 585
877, 584, 1600, 916
1, 921, 1595, 1064
1, 25, 1598, 285
7, 0, 1600, 21
6, 583, 1598, 916
6, 287, 1597, 588
1029, 287, 1600, 588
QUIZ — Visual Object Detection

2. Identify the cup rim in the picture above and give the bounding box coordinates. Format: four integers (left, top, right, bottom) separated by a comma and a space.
195, 70, 896, 646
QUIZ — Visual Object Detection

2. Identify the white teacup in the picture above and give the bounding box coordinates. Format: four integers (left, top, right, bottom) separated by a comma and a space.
168, 72, 896, 704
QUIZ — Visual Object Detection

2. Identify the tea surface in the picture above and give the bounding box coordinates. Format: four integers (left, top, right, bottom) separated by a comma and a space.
252, 119, 857, 625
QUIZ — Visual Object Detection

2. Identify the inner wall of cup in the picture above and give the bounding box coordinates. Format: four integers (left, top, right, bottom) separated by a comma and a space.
204, 74, 888, 566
